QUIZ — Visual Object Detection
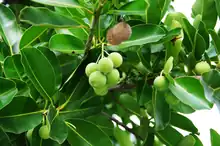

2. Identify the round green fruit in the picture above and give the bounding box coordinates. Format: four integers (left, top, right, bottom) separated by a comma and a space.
107, 69, 120, 86
108, 52, 123, 68
153, 76, 169, 91
85, 62, 98, 77
26, 129, 33, 142
98, 57, 114, 73
39, 125, 50, 140
94, 86, 108, 96
195, 61, 211, 74
164, 56, 174, 74
89, 71, 107, 88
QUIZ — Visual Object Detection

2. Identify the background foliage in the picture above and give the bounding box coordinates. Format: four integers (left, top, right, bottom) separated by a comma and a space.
0, 0, 220, 145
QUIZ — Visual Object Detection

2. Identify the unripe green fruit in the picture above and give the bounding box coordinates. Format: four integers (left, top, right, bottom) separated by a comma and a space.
26, 129, 33, 142
195, 61, 211, 74
164, 56, 174, 74
107, 69, 120, 86
98, 57, 114, 73
94, 86, 108, 96
85, 62, 98, 77
89, 71, 107, 88
39, 125, 50, 140
108, 52, 123, 68
153, 76, 169, 91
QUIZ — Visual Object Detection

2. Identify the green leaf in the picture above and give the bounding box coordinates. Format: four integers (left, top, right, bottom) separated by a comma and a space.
49, 34, 85, 54
210, 129, 220, 146
31, 0, 80, 8
21, 47, 62, 101
0, 78, 17, 110
192, 135, 203, 146
137, 80, 152, 106
153, 90, 170, 131
20, 7, 80, 28
146, 0, 172, 24
214, 0, 220, 18
209, 29, 220, 55
66, 119, 113, 146
0, 96, 42, 134
192, 0, 217, 29
197, 21, 209, 49
156, 126, 183, 146
171, 101, 195, 114
12, 79, 30, 97
19, 26, 47, 49
109, 0, 146, 15
114, 126, 133, 146
3, 54, 25, 80
0, 4, 21, 48
0, 127, 11, 145
170, 112, 198, 133
108, 24, 166, 51
169, 77, 213, 110
194, 32, 206, 60
177, 135, 196, 146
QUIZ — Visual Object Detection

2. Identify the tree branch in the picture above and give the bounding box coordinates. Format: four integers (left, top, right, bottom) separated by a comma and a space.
84, 1, 105, 56
102, 111, 143, 140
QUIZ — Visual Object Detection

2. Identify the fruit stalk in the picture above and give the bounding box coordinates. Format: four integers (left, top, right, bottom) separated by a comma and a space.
84, 0, 106, 56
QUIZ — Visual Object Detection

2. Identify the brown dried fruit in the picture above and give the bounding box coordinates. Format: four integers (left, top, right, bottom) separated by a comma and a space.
106, 28, 122, 45
112, 22, 132, 41
106, 22, 132, 45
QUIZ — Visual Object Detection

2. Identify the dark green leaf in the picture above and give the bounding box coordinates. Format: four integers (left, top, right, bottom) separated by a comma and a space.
12, 79, 30, 97
192, 0, 217, 29
66, 119, 113, 146
19, 26, 47, 49
21, 47, 62, 101
170, 112, 198, 133
137, 80, 152, 106
209, 29, 220, 55
20, 7, 80, 28
156, 126, 183, 146
177, 135, 196, 146
3, 54, 25, 80
49, 34, 85, 54
0, 127, 12, 145
169, 77, 213, 110
0, 78, 17, 110
153, 90, 170, 131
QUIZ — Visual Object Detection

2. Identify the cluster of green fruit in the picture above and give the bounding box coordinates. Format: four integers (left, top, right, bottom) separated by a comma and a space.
26, 125, 50, 141
85, 52, 123, 96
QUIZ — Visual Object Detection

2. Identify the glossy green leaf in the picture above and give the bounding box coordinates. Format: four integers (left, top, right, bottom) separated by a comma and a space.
0, 4, 21, 48
194, 32, 206, 60
209, 29, 220, 55
171, 101, 195, 114
49, 34, 85, 54
108, 24, 166, 50
170, 112, 198, 133
31, 0, 80, 8
197, 21, 209, 49
21, 47, 62, 101
20, 7, 80, 27
210, 129, 220, 146
114, 126, 133, 146
146, 0, 172, 24
0, 127, 11, 145
109, 0, 146, 15
192, 0, 217, 29
153, 90, 170, 131
192, 135, 203, 146
12, 79, 30, 97
169, 77, 213, 110
3, 54, 25, 80
19, 26, 47, 49
66, 119, 113, 146
215, 0, 220, 18
156, 126, 183, 146
0, 78, 17, 110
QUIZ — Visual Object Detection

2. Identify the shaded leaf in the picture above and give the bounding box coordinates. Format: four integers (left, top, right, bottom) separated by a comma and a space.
0, 127, 11, 145
209, 29, 220, 55
21, 47, 62, 101
0, 78, 17, 110
31, 0, 80, 8
210, 129, 220, 146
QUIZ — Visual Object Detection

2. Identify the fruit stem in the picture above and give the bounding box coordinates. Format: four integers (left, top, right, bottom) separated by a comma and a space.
101, 43, 105, 58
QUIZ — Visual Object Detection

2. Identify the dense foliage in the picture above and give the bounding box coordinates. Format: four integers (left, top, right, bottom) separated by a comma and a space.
1, 0, 220, 145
